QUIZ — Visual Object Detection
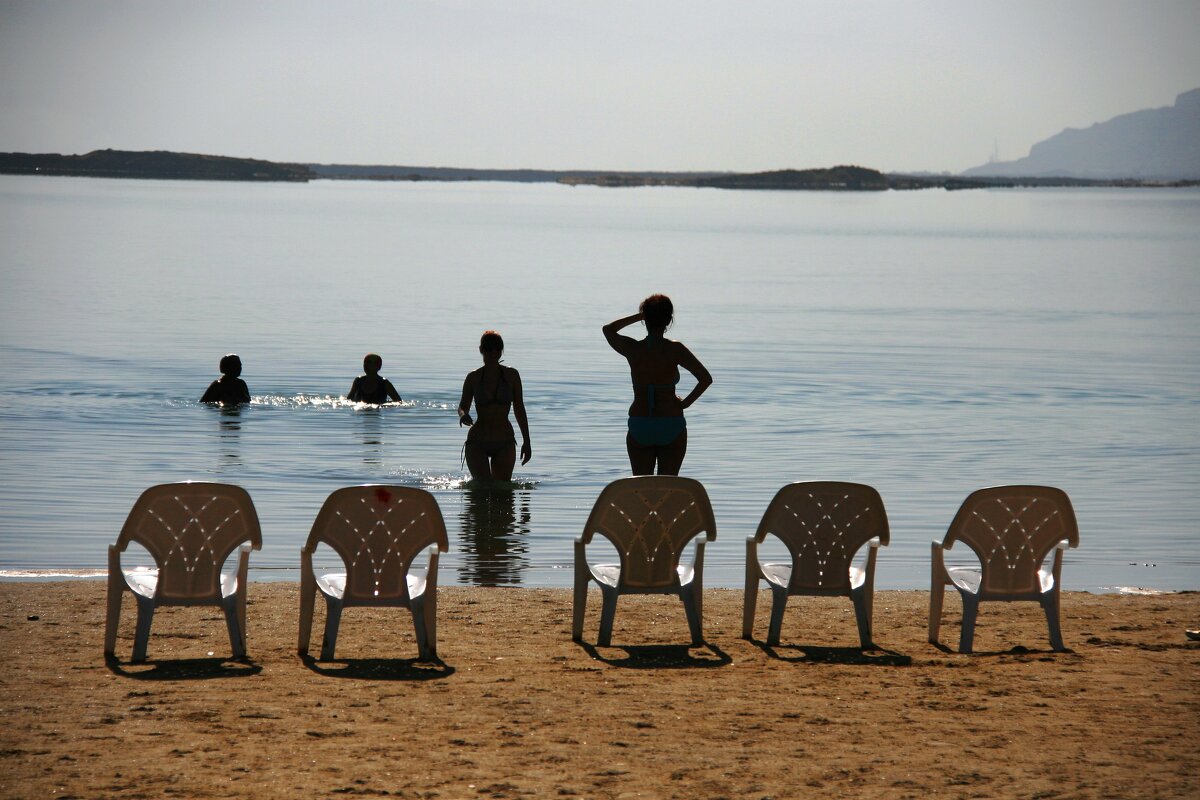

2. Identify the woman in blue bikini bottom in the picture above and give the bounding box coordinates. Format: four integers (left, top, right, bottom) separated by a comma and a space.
626, 383, 688, 475
604, 294, 712, 476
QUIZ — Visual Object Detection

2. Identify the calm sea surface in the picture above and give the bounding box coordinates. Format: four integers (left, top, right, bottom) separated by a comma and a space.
1, 175, 1197, 591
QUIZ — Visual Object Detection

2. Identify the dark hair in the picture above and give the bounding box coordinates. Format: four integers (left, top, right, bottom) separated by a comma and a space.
363, 353, 383, 372
640, 294, 674, 331
219, 354, 242, 377
479, 330, 504, 353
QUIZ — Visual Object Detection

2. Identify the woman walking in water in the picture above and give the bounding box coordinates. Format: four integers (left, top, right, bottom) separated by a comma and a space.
604, 294, 712, 475
458, 331, 532, 482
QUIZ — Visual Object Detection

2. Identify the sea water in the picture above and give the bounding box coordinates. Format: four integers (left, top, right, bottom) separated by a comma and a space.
1, 175, 1197, 591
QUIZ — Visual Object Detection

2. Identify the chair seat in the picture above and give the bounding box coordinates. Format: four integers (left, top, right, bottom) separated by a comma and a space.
947, 566, 1055, 595
123, 568, 239, 599
759, 562, 866, 591
589, 563, 695, 588
316, 571, 427, 600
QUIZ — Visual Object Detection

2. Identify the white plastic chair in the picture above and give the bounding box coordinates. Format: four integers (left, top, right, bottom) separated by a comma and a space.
742, 481, 889, 647
572, 476, 717, 646
929, 485, 1080, 653
299, 485, 449, 661
104, 482, 262, 661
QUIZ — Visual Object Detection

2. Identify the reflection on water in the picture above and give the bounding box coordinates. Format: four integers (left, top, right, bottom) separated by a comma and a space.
458, 484, 531, 586
214, 405, 244, 470
356, 408, 384, 467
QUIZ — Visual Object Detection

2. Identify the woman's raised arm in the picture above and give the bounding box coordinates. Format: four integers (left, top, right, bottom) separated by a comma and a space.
603, 312, 643, 355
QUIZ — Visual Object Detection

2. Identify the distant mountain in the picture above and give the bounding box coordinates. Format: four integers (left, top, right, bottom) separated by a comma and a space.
0, 149, 314, 181
963, 89, 1200, 180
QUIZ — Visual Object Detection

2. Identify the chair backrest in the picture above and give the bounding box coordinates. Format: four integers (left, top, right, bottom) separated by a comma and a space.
943, 485, 1080, 595
581, 476, 716, 589
115, 482, 262, 601
754, 481, 889, 593
305, 486, 449, 603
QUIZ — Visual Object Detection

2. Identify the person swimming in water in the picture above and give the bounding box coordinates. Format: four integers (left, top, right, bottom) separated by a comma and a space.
347, 353, 402, 404
457, 331, 531, 482
604, 295, 712, 475
200, 354, 251, 405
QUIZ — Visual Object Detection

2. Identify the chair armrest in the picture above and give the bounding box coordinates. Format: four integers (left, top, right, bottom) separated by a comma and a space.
858, 537, 882, 587
931, 540, 949, 585
745, 535, 758, 563
108, 544, 123, 581
1047, 539, 1069, 585
426, 544, 441, 586
691, 537, 708, 595
235, 541, 252, 575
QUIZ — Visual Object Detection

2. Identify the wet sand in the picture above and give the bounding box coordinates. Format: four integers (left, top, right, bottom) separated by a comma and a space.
1, 582, 1196, 799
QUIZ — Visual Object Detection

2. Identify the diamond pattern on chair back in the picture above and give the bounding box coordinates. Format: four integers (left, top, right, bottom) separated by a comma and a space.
118, 483, 262, 601
309, 486, 449, 602
757, 482, 889, 592
585, 477, 716, 589
945, 486, 1079, 595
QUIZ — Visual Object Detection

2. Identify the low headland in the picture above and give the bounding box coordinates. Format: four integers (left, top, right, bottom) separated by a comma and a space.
3, 149, 1197, 189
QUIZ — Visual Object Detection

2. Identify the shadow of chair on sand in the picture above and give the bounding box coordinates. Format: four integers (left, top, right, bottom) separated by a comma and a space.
576, 640, 732, 669
927, 640, 1076, 658
746, 638, 912, 666
299, 653, 455, 681
104, 654, 263, 680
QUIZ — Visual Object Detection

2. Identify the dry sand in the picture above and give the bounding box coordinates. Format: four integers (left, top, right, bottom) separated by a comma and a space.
1, 582, 1197, 799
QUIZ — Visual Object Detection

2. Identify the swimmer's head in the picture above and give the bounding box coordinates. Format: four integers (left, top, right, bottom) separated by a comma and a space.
479, 330, 504, 355
219, 354, 242, 379
363, 353, 383, 374
640, 294, 674, 332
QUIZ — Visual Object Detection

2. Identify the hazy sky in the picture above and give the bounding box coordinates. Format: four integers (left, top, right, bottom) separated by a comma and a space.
1, 0, 1197, 172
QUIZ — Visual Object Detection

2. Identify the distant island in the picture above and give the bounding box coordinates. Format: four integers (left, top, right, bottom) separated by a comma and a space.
2, 148, 1196, 190
964, 88, 1200, 181
0, 149, 314, 182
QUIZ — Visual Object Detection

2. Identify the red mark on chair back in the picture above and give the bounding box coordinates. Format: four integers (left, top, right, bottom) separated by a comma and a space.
374, 488, 393, 505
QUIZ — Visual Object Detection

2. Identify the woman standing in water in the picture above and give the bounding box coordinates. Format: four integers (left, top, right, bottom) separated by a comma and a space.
604, 294, 712, 476
458, 331, 532, 482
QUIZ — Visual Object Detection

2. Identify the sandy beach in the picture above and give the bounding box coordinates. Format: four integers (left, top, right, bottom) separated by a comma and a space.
1, 582, 1196, 799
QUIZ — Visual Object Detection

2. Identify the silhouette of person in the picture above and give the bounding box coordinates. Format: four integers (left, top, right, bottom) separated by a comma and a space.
200, 354, 251, 405
604, 295, 712, 475
458, 331, 531, 482
347, 353, 402, 404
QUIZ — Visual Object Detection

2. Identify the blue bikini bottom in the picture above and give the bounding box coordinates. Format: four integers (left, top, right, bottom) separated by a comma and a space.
628, 416, 686, 447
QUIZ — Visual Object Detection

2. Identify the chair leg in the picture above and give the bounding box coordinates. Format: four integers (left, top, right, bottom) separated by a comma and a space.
572, 547, 589, 641
742, 565, 758, 640
928, 584, 945, 644
597, 585, 618, 647
298, 566, 316, 654
104, 574, 123, 656
680, 586, 703, 645
767, 585, 788, 646
851, 586, 873, 649
572, 580, 588, 642
132, 594, 155, 662
411, 598, 430, 661
222, 597, 246, 659
1042, 592, 1065, 651
423, 589, 438, 659
959, 594, 979, 654
235, 588, 249, 655
320, 598, 343, 661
